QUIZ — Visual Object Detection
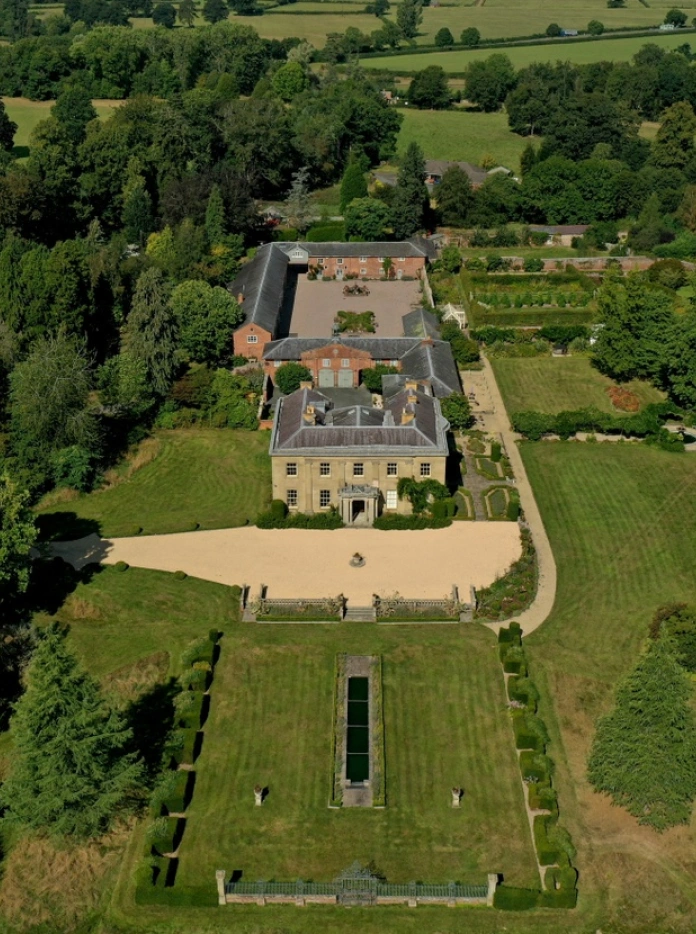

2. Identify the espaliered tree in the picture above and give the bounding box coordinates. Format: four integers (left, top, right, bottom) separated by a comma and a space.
1, 624, 143, 837
588, 635, 696, 830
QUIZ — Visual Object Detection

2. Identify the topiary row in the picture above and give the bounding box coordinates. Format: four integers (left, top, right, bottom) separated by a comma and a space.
136, 628, 221, 901
495, 623, 578, 911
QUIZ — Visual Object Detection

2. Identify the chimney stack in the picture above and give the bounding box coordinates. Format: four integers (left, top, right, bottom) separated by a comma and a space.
237, 292, 245, 304
299, 380, 313, 390
401, 406, 415, 425
303, 404, 316, 426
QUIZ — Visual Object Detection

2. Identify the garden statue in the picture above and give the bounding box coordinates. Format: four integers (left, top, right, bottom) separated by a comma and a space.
254, 785, 263, 806
451, 787, 463, 807
350, 552, 366, 568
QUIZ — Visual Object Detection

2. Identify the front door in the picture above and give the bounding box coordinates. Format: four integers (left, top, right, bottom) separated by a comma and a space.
318, 368, 335, 387
351, 500, 366, 523
338, 369, 353, 388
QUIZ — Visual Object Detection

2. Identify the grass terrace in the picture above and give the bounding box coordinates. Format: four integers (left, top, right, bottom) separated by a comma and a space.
36, 429, 271, 541
3, 98, 119, 158
491, 356, 666, 415
176, 623, 538, 888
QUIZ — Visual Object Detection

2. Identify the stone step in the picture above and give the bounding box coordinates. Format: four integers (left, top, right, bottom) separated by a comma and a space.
344, 607, 375, 622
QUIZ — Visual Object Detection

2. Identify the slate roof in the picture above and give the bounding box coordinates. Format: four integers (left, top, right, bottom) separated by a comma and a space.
229, 238, 437, 336
229, 242, 290, 334
270, 386, 449, 456
402, 308, 441, 340
399, 341, 461, 397
425, 160, 489, 187
263, 336, 422, 361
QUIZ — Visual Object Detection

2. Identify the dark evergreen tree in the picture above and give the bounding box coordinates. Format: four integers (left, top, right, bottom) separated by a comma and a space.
1, 624, 143, 837
122, 176, 153, 244
391, 141, 429, 239
205, 183, 227, 245
124, 268, 178, 396
588, 636, 696, 830
340, 161, 368, 213
202, 0, 228, 21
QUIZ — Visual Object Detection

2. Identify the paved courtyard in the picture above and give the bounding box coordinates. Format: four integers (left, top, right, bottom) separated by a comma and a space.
290, 278, 422, 338
53, 523, 522, 606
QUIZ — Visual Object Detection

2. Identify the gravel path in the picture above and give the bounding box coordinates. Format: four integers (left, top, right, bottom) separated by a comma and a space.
51, 523, 522, 606
472, 356, 558, 637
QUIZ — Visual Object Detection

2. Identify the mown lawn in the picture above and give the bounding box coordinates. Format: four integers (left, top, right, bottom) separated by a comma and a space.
36, 429, 272, 540
396, 108, 529, 171
51, 565, 240, 684
490, 356, 665, 415
521, 442, 696, 933
178, 623, 538, 888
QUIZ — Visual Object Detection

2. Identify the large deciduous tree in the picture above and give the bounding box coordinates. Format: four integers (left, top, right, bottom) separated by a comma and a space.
651, 101, 696, 170
588, 635, 696, 830
464, 54, 516, 113
10, 333, 97, 486
396, 0, 421, 38
1, 624, 143, 837
344, 196, 390, 240
124, 267, 178, 396
169, 280, 242, 365
408, 65, 450, 110
435, 164, 473, 226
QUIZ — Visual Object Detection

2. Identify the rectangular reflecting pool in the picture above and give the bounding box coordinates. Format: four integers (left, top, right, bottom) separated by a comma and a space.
346, 676, 369, 783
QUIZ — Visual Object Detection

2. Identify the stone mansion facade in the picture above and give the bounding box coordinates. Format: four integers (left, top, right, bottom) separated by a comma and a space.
269, 382, 449, 525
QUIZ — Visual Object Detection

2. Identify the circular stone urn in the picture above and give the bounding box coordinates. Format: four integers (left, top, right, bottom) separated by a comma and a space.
350, 552, 366, 568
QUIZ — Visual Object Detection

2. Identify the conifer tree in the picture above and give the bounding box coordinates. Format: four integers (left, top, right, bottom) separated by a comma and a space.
339, 161, 368, 213
205, 184, 227, 246
1, 625, 143, 837
122, 177, 153, 245
588, 636, 696, 830
391, 141, 429, 239
124, 267, 178, 396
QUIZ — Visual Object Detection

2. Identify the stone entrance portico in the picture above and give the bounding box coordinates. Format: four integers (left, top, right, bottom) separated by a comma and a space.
339, 485, 379, 526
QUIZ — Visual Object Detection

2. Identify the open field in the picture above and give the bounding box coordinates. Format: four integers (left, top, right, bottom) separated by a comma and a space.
178, 623, 537, 887
490, 356, 666, 414
521, 442, 696, 933
3, 97, 119, 156
396, 108, 529, 171
235, 8, 384, 43
36, 429, 272, 540
366, 31, 695, 72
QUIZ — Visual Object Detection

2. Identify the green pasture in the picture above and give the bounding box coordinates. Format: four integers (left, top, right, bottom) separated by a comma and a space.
396, 108, 529, 171
234, 8, 384, 43
36, 429, 272, 540
490, 356, 665, 414
366, 31, 695, 72
178, 623, 537, 888
3, 97, 119, 157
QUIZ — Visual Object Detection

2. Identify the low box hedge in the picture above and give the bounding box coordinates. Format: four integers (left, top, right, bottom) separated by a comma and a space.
177, 693, 206, 730
373, 514, 452, 530
541, 867, 578, 908
520, 751, 551, 783
161, 771, 193, 815
512, 712, 542, 751
493, 886, 540, 910
171, 729, 201, 767
534, 815, 561, 866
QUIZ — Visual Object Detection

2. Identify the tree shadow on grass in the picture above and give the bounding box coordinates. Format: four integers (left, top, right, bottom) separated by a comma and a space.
35, 512, 102, 544
125, 679, 180, 783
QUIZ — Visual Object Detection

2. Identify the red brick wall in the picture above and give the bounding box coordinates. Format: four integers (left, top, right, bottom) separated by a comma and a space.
312, 256, 424, 279
233, 322, 272, 361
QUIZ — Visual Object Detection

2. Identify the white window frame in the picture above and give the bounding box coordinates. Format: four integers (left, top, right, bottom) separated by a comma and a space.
420, 463, 431, 477
341, 358, 350, 368
286, 489, 298, 508
247, 334, 258, 344
387, 462, 398, 477
398, 256, 406, 262
320, 462, 331, 476
286, 463, 298, 477
337, 258, 344, 265
386, 490, 398, 510
322, 358, 331, 367
319, 489, 331, 509
353, 463, 364, 477
390, 359, 398, 366
360, 268, 367, 275
274, 360, 281, 368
